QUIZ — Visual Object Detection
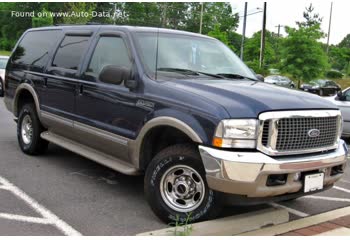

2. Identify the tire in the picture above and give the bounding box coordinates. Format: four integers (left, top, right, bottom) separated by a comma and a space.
17, 103, 48, 155
0, 78, 3, 97
144, 144, 222, 224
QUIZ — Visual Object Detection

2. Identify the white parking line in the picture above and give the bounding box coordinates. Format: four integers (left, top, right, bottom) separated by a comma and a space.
0, 176, 82, 236
269, 202, 310, 217
303, 195, 350, 202
0, 213, 52, 225
334, 186, 350, 194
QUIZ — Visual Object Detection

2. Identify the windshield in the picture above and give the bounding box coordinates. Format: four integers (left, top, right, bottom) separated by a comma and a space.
134, 32, 256, 80
0, 58, 8, 69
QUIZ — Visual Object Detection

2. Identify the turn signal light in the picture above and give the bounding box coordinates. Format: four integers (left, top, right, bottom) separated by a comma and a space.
212, 137, 223, 147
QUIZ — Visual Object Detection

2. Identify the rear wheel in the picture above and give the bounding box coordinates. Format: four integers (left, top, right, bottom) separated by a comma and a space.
144, 144, 222, 223
17, 103, 48, 155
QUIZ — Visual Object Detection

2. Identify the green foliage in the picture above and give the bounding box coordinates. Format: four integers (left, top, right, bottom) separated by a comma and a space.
208, 25, 235, 51
339, 34, 350, 49
168, 213, 193, 236
32, 9, 53, 27
281, 4, 329, 82
326, 70, 344, 79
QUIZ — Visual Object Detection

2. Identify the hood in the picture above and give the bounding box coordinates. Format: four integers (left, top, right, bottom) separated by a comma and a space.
167, 79, 338, 118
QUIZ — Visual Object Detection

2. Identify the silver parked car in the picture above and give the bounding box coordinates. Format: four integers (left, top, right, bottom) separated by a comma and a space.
264, 75, 295, 88
324, 87, 350, 137
0, 56, 9, 97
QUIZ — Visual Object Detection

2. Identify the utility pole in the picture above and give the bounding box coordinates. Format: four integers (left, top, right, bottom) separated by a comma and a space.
199, 2, 204, 34
240, 2, 248, 60
276, 24, 284, 38
326, 2, 333, 54
259, 2, 267, 69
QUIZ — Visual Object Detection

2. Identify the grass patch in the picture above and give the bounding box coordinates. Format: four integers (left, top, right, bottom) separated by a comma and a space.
0, 50, 11, 56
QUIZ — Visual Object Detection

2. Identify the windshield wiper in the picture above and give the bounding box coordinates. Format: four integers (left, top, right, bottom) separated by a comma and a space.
157, 68, 225, 79
216, 73, 257, 81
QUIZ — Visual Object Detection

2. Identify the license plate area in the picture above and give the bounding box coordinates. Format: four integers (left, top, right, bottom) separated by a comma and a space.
304, 173, 324, 193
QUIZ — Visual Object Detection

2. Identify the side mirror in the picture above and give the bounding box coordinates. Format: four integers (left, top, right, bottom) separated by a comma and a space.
256, 74, 265, 82
337, 91, 346, 101
99, 65, 131, 85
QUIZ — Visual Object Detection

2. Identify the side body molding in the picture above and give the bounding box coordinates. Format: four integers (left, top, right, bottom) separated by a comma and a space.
129, 116, 203, 169
13, 83, 42, 120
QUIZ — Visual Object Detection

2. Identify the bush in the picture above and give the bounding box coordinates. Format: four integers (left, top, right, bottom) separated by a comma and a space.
326, 70, 344, 79
245, 60, 269, 76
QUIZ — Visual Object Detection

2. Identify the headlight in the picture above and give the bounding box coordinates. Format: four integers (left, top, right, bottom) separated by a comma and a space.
213, 119, 258, 148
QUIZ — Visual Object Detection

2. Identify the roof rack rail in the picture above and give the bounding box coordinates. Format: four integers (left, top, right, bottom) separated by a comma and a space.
53, 22, 108, 26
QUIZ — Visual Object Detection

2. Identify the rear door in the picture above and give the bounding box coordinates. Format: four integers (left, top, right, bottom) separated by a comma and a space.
42, 31, 92, 137
42, 32, 92, 117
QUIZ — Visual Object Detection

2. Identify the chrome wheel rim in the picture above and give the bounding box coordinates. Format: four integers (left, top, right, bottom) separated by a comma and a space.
21, 115, 33, 145
160, 165, 205, 213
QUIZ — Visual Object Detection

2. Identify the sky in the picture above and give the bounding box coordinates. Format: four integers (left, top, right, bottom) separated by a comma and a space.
231, 0, 350, 45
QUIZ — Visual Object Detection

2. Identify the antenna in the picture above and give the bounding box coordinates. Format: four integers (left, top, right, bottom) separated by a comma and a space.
155, 27, 160, 80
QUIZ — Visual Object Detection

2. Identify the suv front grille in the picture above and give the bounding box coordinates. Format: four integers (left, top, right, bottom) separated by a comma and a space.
258, 111, 341, 156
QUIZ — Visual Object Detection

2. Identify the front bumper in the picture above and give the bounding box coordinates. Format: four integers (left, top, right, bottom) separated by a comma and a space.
199, 140, 348, 198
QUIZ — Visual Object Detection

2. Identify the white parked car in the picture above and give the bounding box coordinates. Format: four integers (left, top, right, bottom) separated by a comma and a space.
0, 56, 9, 97
324, 87, 350, 137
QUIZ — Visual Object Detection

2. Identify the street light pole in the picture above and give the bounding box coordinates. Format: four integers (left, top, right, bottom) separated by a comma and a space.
326, 2, 333, 54
259, 2, 267, 69
240, 2, 248, 60
199, 2, 204, 34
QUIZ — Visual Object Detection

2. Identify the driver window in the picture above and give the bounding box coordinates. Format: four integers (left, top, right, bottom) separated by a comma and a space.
84, 36, 131, 82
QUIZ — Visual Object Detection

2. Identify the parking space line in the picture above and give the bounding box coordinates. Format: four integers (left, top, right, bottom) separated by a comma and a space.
0, 213, 52, 224
269, 203, 310, 217
0, 176, 82, 236
303, 195, 350, 202
333, 186, 350, 194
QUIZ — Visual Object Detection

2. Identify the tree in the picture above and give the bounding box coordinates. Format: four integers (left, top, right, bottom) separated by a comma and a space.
62, 2, 96, 24
32, 9, 53, 27
339, 34, 350, 49
281, 4, 328, 83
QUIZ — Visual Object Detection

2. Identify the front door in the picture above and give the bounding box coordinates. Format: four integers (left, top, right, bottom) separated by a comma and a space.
75, 32, 150, 161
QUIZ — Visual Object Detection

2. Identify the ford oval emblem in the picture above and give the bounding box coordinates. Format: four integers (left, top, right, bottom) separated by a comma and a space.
308, 129, 320, 138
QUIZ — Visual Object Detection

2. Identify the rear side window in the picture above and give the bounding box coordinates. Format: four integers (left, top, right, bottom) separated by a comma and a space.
52, 35, 90, 70
12, 30, 61, 70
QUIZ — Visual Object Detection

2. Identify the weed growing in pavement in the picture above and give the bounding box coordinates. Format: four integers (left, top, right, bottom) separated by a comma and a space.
168, 213, 193, 236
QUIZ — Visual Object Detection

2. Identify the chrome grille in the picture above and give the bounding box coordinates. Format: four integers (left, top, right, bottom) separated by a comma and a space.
275, 117, 338, 151
258, 110, 341, 156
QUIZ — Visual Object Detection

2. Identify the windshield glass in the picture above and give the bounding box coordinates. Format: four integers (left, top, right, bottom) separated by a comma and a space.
134, 32, 257, 80
0, 58, 8, 69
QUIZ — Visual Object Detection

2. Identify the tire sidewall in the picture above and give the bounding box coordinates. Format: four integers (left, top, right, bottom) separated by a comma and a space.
146, 151, 216, 223
17, 105, 39, 152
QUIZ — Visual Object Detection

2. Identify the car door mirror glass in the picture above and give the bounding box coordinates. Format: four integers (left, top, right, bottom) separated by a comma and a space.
255, 74, 264, 82
99, 65, 131, 85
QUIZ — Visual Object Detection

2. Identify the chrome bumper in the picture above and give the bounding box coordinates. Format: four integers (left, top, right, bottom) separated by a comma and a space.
199, 140, 348, 197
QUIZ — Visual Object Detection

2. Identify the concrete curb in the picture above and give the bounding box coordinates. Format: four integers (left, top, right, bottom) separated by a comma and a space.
137, 208, 289, 236
239, 205, 350, 236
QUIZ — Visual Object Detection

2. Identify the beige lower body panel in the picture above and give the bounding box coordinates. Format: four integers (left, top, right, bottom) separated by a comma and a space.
199, 141, 348, 197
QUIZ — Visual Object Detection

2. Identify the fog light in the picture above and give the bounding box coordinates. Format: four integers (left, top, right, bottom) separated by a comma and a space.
293, 172, 301, 182
267, 174, 288, 186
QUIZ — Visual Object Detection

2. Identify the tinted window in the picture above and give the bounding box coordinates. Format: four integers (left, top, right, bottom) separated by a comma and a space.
52, 35, 90, 70
12, 30, 60, 70
0, 58, 8, 69
85, 37, 131, 80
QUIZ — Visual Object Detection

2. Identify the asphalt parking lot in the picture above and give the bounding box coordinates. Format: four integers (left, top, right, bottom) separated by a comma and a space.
1, 100, 350, 235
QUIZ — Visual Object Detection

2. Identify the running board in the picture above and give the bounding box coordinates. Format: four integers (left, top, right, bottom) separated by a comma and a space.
41, 131, 140, 175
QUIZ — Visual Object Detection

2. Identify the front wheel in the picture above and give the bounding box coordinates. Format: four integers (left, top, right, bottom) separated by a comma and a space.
144, 144, 222, 223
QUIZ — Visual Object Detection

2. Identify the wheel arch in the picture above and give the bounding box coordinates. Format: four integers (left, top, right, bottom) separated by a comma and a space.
13, 83, 41, 119
130, 116, 205, 170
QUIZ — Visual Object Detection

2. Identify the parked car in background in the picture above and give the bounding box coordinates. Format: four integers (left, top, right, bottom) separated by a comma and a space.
0, 56, 9, 97
300, 79, 341, 96
324, 87, 350, 137
264, 75, 295, 88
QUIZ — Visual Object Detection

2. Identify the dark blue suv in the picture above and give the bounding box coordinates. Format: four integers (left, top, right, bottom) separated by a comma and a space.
3, 25, 347, 223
